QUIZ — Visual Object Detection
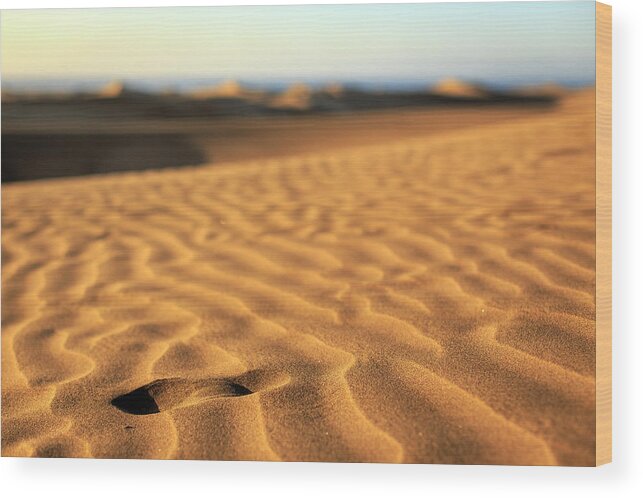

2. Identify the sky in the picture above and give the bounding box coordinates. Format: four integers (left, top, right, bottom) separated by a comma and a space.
1, 2, 596, 87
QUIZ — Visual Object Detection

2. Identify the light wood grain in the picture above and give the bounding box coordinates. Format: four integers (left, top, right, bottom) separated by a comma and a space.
596, 1, 612, 466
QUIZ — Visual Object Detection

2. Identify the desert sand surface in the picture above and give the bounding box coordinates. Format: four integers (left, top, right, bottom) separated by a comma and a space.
1, 80, 558, 183
1, 90, 596, 465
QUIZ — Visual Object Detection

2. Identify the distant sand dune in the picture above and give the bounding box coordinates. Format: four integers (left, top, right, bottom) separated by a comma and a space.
1, 92, 596, 464
431, 78, 490, 99
189, 80, 266, 101
270, 83, 315, 110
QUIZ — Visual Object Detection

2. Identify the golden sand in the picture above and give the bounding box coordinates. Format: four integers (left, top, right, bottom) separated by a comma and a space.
1, 91, 596, 464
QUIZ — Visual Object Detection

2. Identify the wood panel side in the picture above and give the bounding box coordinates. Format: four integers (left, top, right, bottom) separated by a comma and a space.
596, 0, 612, 467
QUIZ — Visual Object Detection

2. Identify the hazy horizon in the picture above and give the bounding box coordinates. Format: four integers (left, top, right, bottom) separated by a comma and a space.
2, 2, 596, 88
0, 74, 595, 95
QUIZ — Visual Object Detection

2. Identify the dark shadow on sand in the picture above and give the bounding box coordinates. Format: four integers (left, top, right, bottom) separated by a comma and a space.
2, 133, 207, 183
111, 386, 161, 415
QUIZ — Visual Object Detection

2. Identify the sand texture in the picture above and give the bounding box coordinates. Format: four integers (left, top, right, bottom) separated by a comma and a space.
2, 91, 596, 464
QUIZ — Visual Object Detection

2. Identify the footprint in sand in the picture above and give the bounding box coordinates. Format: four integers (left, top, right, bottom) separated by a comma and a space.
111, 370, 289, 415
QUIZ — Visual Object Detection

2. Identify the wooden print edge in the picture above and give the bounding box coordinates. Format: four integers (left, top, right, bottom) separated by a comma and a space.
595, 0, 612, 467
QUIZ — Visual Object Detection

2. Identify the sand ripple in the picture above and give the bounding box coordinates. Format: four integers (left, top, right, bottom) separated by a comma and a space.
2, 96, 596, 464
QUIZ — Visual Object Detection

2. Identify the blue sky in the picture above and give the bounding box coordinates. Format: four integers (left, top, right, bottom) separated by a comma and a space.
1, 2, 596, 86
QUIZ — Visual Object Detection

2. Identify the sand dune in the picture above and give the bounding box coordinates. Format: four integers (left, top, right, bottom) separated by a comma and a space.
431, 78, 490, 99
1, 91, 596, 464
189, 80, 266, 102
